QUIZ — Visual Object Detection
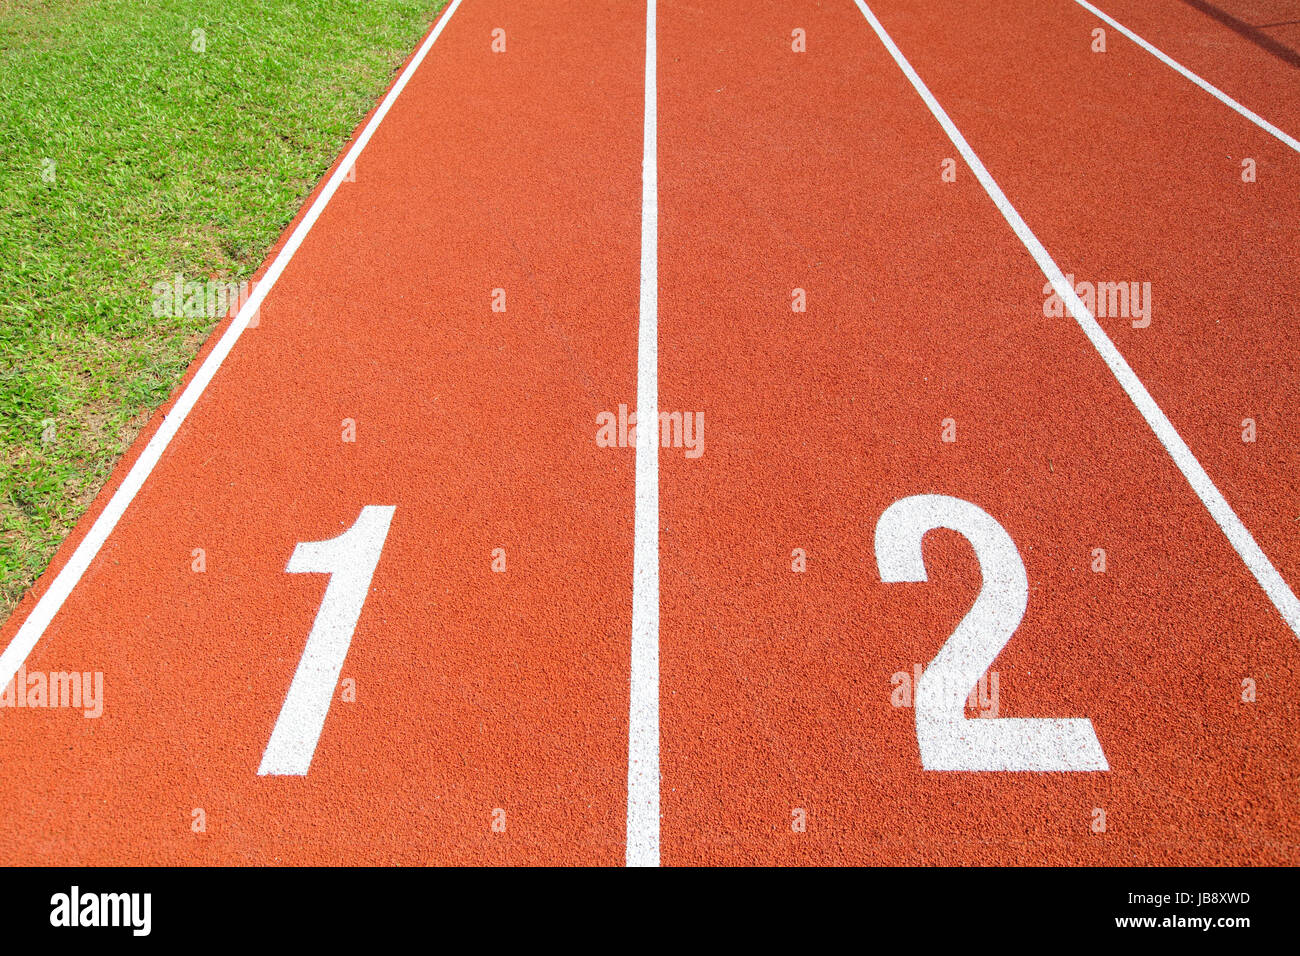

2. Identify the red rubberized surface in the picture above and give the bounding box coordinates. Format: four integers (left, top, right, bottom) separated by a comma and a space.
1, 0, 1297, 865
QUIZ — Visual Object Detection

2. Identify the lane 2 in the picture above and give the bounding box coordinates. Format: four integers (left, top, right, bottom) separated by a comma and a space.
654, 0, 1300, 865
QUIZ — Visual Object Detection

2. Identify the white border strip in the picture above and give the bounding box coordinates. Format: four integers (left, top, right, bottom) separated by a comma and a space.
1071, 0, 1300, 154
0, 0, 467, 693
852, 0, 1300, 639
627, 0, 661, 868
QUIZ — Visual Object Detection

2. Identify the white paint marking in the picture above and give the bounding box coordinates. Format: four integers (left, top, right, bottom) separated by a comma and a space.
853, 0, 1300, 640
0, 0, 467, 693
627, 0, 660, 869
877, 495, 1108, 771
1071, 0, 1300, 154
260, 506, 394, 776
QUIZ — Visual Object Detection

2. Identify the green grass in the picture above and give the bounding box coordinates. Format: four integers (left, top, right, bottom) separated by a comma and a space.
0, 0, 448, 616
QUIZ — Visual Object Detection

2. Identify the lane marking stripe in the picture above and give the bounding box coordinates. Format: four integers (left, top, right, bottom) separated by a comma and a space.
0, 0, 468, 693
627, 0, 660, 869
1071, 0, 1300, 154
852, 0, 1300, 639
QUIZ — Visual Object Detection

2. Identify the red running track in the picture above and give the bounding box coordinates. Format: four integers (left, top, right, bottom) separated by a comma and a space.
1, 0, 1297, 865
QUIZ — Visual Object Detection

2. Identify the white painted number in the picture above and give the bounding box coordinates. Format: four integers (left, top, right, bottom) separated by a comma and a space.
258, 505, 395, 776
874, 494, 1107, 772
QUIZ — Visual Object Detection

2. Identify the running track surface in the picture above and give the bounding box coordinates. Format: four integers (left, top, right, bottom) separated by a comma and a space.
1, 0, 1297, 866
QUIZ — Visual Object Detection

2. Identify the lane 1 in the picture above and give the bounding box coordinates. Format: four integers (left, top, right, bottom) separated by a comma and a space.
0, 0, 644, 865
655, 0, 1300, 864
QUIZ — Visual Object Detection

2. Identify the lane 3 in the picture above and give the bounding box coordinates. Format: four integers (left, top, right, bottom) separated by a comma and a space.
0, 0, 643, 864
655, 0, 1300, 864
1070, 0, 1300, 140
867, 0, 1300, 614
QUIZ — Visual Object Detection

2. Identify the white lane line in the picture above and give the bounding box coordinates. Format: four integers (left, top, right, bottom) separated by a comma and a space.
1071, 0, 1300, 154
627, 0, 660, 869
851, 0, 1300, 640
0, 0, 467, 694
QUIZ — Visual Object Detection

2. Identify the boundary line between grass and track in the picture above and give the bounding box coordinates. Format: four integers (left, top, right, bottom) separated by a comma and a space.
627, 0, 661, 870
1070, 0, 1300, 154
0, 0, 468, 695
851, 0, 1300, 640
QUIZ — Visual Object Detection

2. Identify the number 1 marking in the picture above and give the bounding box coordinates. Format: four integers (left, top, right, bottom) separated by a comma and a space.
258, 505, 395, 776
875, 494, 1108, 772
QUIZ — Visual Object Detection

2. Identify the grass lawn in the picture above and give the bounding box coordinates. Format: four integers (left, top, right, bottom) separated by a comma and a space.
0, 0, 449, 616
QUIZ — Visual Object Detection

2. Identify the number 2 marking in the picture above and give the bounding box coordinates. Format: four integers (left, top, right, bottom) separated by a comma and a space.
875, 494, 1108, 772
258, 505, 395, 776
